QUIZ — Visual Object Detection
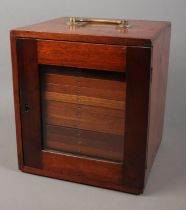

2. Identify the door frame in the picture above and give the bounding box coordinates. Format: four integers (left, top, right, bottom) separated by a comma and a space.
11, 37, 151, 193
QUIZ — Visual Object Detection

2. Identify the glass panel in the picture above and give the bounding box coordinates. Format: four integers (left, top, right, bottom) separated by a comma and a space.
40, 65, 126, 162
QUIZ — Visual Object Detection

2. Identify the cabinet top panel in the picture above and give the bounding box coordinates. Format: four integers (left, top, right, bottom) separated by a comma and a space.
11, 17, 170, 46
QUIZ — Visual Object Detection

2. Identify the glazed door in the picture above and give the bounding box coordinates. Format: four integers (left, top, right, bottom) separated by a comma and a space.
40, 65, 126, 162
16, 38, 151, 190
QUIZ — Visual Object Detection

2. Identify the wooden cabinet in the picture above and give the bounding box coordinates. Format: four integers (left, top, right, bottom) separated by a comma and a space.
10, 17, 171, 194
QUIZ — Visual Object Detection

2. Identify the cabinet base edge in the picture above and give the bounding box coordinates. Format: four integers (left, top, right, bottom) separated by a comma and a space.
20, 165, 144, 195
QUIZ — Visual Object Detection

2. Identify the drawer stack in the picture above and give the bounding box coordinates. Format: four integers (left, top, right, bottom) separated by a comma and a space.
40, 66, 126, 162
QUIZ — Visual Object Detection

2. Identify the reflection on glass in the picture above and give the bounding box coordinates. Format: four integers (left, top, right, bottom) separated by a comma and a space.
40, 65, 126, 162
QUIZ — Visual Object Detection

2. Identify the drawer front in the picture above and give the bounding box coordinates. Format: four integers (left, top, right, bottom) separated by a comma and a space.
37, 40, 126, 72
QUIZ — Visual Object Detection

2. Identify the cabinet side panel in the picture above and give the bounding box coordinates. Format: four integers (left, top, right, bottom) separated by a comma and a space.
145, 26, 171, 182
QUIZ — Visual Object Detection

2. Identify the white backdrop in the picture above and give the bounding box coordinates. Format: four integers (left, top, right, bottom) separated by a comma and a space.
0, 1, 186, 210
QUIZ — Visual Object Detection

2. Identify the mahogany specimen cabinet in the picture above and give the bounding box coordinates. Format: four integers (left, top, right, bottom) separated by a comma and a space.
10, 17, 171, 194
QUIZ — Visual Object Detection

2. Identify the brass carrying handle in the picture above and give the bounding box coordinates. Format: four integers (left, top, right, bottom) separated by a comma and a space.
67, 17, 130, 28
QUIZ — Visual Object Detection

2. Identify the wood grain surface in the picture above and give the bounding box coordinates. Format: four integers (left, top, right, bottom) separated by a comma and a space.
11, 17, 171, 46
38, 40, 126, 72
